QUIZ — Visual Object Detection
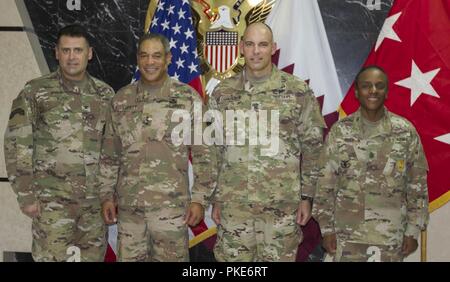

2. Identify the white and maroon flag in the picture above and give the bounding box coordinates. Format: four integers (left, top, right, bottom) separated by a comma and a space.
340, 0, 450, 212
266, 0, 343, 130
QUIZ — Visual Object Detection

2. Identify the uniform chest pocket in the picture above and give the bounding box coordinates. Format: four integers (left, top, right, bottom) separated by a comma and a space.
141, 104, 173, 142
82, 104, 102, 132
337, 149, 359, 181
383, 139, 409, 176
40, 102, 62, 125
116, 107, 141, 148
335, 146, 363, 202
40, 105, 81, 142
278, 109, 296, 144
382, 157, 406, 193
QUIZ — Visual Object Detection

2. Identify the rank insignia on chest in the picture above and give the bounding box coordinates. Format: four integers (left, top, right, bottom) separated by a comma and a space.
251, 102, 260, 110
340, 160, 351, 169
396, 159, 405, 172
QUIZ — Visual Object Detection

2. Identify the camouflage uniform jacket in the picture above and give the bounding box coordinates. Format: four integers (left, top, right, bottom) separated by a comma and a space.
98, 78, 215, 208
313, 108, 429, 245
4, 69, 115, 208
209, 66, 326, 206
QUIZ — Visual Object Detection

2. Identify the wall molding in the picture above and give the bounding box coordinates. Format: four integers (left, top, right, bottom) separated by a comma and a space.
0, 26, 25, 31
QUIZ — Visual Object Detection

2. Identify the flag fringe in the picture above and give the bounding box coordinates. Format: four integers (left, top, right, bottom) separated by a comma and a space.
429, 190, 450, 213
189, 227, 217, 248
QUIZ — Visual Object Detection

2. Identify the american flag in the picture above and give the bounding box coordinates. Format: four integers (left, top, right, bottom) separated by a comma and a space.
148, 0, 204, 96
149, 0, 212, 252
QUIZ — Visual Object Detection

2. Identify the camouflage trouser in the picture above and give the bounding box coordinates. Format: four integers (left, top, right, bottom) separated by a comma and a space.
31, 199, 106, 262
214, 202, 301, 262
329, 240, 404, 262
117, 205, 189, 262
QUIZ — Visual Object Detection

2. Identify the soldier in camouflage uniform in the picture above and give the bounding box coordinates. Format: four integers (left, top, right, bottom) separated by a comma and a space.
99, 33, 215, 261
209, 23, 326, 262
313, 66, 429, 262
3, 25, 114, 261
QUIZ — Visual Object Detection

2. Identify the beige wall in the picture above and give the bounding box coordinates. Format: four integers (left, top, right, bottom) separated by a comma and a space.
0, 0, 449, 262
405, 203, 450, 262
0, 0, 43, 262
0, 0, 22, 27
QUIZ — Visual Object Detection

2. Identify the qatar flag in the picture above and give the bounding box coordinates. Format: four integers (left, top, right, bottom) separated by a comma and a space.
266, 0, 343, 130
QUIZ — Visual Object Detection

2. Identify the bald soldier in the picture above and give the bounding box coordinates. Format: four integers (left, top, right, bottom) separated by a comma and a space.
98, 33, 215, 261
4, 24, 114, 261
313, 66, 429, 262
209, 22, 326, 261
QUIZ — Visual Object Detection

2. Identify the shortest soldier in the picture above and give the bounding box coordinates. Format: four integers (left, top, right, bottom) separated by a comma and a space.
313, 65, 429, 262
98, 33, 215, 261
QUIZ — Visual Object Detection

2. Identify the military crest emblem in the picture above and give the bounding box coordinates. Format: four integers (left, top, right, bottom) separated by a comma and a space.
191, 0, 276, 84
204, 30, 239, 73
144, 0, 276, 92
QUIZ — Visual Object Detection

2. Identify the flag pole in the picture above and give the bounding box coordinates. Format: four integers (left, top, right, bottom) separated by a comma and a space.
420, 230, 427, 262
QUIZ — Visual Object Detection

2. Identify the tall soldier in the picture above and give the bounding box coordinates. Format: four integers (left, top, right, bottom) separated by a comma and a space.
209, 22, 326, 261
313, 66, 429, 261
99, 33, 215, 261
4, 24, 115, 261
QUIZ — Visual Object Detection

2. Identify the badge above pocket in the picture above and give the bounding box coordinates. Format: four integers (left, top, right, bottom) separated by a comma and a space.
142, 103, 171, 141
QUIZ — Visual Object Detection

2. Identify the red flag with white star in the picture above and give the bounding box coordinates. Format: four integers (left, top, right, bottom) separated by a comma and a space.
340, 0, 450, 212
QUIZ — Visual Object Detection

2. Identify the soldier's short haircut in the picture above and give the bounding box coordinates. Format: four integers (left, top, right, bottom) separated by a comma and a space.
137, 33, 171, 54
354, 65, 389, 88
242, 22, 274, 42
57, 24, 91, 46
